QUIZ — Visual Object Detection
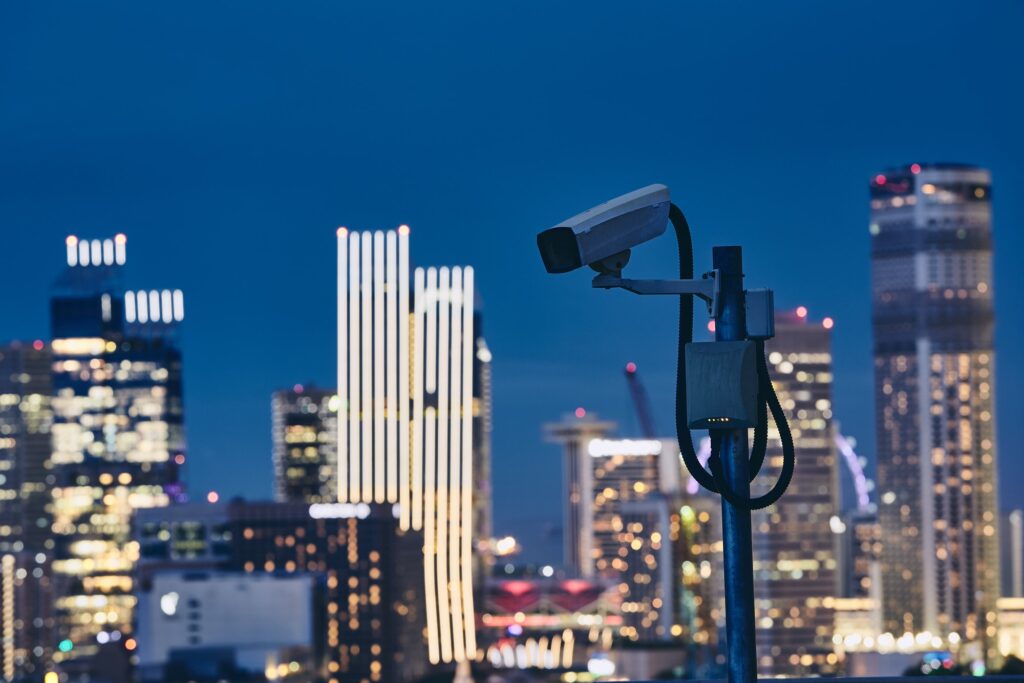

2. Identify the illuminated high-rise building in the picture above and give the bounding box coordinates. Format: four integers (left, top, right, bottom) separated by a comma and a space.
273, 385, 339, 504
335, 228, 491, 666
870, 164, 1000, 658
545, 415, 685, 642
0, 342, 56, 678
134, 500, 426, 683
752, 311, 838, 675
49, 235, 186, 663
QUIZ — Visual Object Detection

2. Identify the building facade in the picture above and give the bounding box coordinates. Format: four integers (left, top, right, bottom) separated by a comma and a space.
134, 500, 426, 683
49, 235, 186, 663
752, 313, 839, 675
870, 164, 1000, 659
273, 386, 339, 504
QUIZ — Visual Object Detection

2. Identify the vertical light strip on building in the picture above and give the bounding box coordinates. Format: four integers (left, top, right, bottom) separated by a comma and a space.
125, 291, 137, 323
66, 236, 78, 266
385, 231, 399, 504
348, 233, 361, 502
460, 266, 477, 654
423, 408, 440, 663
435, 267, 453, 663
337, 228, 349, 503
114, 233, 127, 265
448, 267, 466, 662
360, 232, 373, 501
412, 267, 426, 530
373, 231, 386, 503
426, 268, 438, 394
398, 227, 412, 529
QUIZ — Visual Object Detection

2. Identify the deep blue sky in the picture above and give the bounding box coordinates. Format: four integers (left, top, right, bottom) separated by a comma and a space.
1, 1, 1021, 563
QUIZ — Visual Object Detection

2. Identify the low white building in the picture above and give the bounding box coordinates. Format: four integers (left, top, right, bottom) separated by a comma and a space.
136, 571, 315, 681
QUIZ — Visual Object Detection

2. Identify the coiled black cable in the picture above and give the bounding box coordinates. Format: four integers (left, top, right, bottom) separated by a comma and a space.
669, 204, 795, 511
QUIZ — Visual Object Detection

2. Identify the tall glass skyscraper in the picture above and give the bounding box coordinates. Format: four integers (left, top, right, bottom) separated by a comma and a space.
870, 164, 1000, 660
49, 235, 186, 663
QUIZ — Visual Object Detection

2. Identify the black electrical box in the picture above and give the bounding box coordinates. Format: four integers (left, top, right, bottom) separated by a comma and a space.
685, 340, 759, 429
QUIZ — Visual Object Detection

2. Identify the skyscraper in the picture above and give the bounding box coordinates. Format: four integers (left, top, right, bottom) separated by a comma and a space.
870, 164, 1000, 659
273, 385, 339, 504
49, 235, 186, 663
753, 311, 838, 675
335, 228, 492, 666
0, 341, 55, 678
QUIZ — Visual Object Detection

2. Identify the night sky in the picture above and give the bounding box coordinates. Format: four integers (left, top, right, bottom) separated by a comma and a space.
2, 1, 1022, 563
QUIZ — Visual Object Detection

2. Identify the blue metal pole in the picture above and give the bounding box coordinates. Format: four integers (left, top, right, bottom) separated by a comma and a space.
713, 246, 757, 683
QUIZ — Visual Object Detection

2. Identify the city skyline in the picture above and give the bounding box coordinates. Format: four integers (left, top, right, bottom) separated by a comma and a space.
2, 1, 1022, 574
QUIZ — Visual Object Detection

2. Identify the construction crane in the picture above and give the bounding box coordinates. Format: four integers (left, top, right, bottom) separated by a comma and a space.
623, 361, 658, 438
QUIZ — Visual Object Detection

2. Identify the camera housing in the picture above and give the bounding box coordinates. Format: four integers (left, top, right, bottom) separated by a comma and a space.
536, 184, 670, 274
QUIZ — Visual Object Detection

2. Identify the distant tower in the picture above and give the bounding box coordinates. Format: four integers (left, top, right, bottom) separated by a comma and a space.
0, 341, 55, 678
753, 311, 838, 675
869, 164, 1000, 658
272, 385, 338, 503
1001, 510, 1023, 598
49, 235, 186, 663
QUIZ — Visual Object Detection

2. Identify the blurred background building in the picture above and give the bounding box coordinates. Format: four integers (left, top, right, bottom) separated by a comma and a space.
870, 164, 1001, 663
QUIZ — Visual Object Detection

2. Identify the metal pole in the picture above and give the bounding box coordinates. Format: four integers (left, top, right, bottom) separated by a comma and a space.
713, 246, 757, 683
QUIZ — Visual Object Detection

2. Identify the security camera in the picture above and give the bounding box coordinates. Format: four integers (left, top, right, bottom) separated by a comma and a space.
536, 184, 670, 274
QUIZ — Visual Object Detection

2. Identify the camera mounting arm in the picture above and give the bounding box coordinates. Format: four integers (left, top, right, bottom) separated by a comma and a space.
591, 270, 720, 316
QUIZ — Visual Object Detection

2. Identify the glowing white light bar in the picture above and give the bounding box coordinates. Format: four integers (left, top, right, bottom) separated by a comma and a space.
101, 294, 111, 322
2, 555, 14, 681
125, 291, 137, 323
137, 290, 149, 323
424, 408, 441, 664
460, 266, 477, 657
348, 233, 361, 502
103, 239, 114, 266
172, 290, 184, 321
66, 236, 78, 266
160, 290, 173, 323
149, 290, 160, 322
308, 502, 370, 519
412, 267, 426, 529
79, 241, 90, 266
386, 231, 398, 504
448, 267, 466, 662
398, 227, 411, 530
114, 234, 127, 264
337, 229, 348, 503
373, 231, 385, 503
90, 240, 102, 265
587, 438, 663, 457
426, 268, 438, 394
435, 266, 453, 663
360, 231, 372, 502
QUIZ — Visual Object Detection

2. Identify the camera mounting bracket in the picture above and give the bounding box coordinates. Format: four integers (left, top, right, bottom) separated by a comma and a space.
591, 269, 720, 316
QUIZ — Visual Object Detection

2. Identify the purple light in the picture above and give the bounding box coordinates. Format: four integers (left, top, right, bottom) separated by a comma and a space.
686, 438, 712, 495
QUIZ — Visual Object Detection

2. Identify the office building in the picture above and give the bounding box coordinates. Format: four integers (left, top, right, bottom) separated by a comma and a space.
273, 385, 339, 504
136, 572, 316, 682
134, 500, 427, 683
335, 228, 491, 665
870, 164, 1000, 659
0, 342, 56, 679
545, 415, 685, 642
49, 235, 186, 661
752, 311, 838, 675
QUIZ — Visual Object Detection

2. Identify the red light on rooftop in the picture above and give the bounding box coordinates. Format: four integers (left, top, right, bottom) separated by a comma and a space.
910, 163, 922, 174
174, 454, 186, 465
874, 174, 886, 185
823, 317, 834, 330
294, 384, 304, 394
574, 407, 586, 419
707, 320, 716, 333
625, 362, 637, 374
796, 306, 808, 319
32, 340, 44, 351
207, 491, 219, 504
